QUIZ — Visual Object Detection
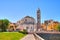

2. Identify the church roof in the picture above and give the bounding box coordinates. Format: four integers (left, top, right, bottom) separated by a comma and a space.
24, 16, 35, 20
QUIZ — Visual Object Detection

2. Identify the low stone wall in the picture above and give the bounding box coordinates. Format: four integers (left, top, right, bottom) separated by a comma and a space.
33, 33, 44, 40
37, 33, 60, 40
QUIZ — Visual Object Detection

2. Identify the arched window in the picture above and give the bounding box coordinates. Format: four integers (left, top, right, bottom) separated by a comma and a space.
25, 19, 27, 21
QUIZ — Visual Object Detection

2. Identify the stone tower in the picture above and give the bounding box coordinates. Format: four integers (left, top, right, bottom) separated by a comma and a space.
37, 8, 41, 31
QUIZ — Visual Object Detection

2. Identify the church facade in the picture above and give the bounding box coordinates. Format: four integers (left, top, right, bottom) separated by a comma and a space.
16, 16, 37, 32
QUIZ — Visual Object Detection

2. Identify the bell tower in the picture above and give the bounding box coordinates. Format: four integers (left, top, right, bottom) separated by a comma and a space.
37, 8, 41, 31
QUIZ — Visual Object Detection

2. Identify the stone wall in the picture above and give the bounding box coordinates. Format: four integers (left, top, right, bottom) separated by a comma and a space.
37, 33, 60, 40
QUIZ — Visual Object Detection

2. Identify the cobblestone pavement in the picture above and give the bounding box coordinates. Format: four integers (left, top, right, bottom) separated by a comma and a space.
20, 34, 36, 40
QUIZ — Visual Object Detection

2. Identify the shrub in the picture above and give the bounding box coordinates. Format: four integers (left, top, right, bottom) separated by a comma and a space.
18, 29, 28, 34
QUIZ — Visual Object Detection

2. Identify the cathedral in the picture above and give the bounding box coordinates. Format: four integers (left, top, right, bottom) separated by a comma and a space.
16, 16, 37, 32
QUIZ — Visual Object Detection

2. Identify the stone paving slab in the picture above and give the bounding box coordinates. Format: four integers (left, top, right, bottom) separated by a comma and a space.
20, 34, 35, 40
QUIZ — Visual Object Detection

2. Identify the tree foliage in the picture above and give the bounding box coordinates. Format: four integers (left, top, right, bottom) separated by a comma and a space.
57, 24, 60, 31
0, 19, 10, 32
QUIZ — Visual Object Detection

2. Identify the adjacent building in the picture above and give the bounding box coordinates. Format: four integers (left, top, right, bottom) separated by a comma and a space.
41, 20, 59, 31
8, 23, 16, 32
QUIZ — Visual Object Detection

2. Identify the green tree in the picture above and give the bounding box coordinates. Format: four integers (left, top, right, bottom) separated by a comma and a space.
0, 20, 3, 31
0, 19, 10, 32
57, 24, 60, 31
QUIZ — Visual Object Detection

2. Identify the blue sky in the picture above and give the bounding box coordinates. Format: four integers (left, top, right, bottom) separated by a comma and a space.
0, 0, 60, 23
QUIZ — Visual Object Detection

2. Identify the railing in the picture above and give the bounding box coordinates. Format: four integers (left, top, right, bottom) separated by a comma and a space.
33, 33, 45, 40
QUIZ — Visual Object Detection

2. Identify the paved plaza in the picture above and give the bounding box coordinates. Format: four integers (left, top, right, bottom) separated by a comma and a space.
21, 34, 35, 40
